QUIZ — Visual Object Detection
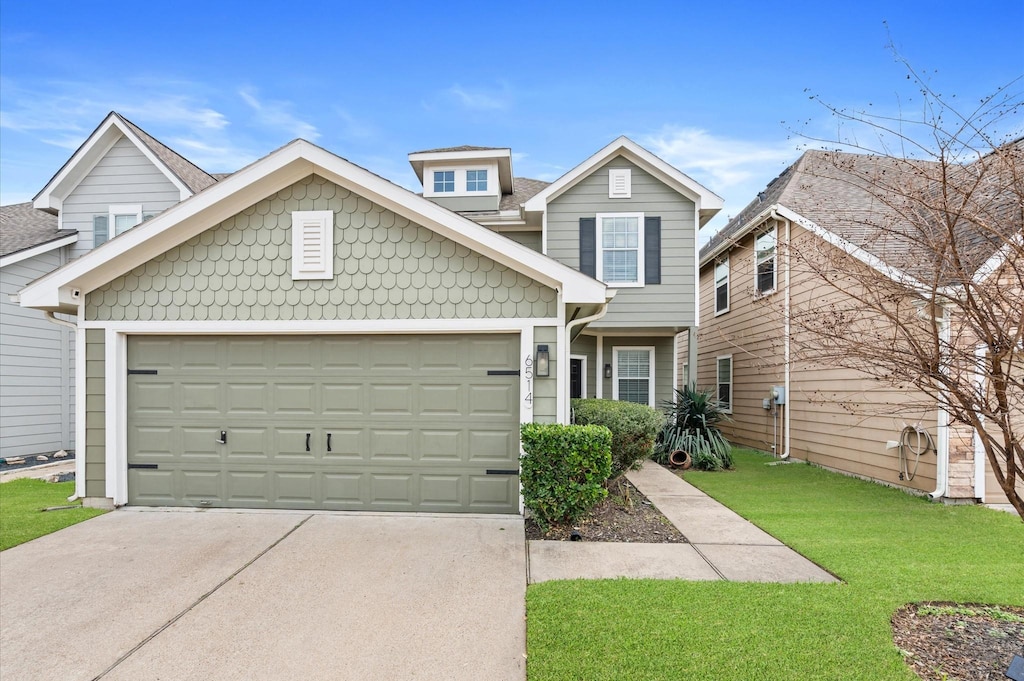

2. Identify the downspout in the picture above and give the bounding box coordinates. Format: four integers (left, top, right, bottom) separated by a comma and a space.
770, 209, 792, 460
564, 301, 611, 421
43, 310, 81, 501
930, 306, 951, 500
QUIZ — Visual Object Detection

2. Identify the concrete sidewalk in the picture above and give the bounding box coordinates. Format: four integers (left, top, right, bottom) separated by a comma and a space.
527, 460, 838, 584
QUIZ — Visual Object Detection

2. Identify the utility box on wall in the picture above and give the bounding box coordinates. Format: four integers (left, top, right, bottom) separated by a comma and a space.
771, 386, 786, 405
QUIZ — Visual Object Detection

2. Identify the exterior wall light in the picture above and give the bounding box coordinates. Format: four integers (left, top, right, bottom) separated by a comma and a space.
535, 345, 550, 377
604, 363, 612, 379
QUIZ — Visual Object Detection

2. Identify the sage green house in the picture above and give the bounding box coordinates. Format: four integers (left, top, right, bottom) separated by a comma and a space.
411, 139, 723, 412
19, 139, 610, 513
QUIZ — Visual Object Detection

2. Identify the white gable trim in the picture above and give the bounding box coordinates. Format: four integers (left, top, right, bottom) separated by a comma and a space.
0, 234, 77, 269
19, 140, 611, 312
524, 136, 723, 225
33, 113, 192, 213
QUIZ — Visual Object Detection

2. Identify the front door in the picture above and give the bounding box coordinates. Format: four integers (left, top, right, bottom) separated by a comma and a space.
570, 358, 583, 399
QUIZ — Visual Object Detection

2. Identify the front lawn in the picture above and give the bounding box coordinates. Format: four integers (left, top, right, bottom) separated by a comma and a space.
526, 449, 1024, 680
0, 479, 107, 551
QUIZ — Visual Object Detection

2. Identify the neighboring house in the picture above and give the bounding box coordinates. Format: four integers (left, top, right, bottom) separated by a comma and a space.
0, 113, 219, 461
17, 125, 719, 513
696, 147, 1022, 506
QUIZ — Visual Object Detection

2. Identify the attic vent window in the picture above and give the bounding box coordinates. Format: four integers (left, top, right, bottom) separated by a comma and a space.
291, 210, 334, 280
609, 168, 631, 198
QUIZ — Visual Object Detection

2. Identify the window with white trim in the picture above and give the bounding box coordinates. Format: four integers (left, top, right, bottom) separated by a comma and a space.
716, 355, 733, 412
613, 347, 655, 406
433, 170, 455, 193
291, 210, 334, 280
110, 204, 143, 236
714, 257, 730, 314
466, 169, 488, 192
597, 212, 644, 286
608, 168, 631, 198
755, 225, 777, 294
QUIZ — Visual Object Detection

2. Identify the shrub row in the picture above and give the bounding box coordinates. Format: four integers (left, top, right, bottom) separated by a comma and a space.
571, 398, 663, 477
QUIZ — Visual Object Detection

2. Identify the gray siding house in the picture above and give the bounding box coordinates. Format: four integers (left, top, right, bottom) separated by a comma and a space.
1, 113, 217, 461
15, 120, 720, 514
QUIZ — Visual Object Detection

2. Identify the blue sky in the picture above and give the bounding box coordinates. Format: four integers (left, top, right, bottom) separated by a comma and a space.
2, 0, 1022, 237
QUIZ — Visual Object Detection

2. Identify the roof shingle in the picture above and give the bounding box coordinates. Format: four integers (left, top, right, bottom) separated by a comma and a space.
1, 202, 75, 259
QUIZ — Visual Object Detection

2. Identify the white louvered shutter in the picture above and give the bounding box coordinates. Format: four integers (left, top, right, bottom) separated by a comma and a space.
291, 210, 334, 280
608, 168, 631, 198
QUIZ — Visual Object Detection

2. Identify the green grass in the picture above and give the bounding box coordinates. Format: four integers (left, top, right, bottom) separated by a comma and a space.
0, 479, 106, 551
526, 449, 1024, 680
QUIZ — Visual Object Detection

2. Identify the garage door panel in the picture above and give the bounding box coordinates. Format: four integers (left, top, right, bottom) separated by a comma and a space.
128, 334, 520, 512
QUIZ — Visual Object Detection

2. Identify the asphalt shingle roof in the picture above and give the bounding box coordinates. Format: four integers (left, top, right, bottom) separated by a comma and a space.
500, 178, 549, 211
116, 114, 219, 194
410, 145, 507, 154
1, 202, 75, 259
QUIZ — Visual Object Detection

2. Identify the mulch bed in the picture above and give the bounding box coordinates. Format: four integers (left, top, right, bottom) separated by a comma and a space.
524, 476, 686, 543
892, 602, 1024, 680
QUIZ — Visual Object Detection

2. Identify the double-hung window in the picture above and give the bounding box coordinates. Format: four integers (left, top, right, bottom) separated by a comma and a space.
94, 205, 144, 246
433, 170, 455, 193
613, 347, 655, 406
716, 355, 733, 412
755, 225, 777, 294
596, 212, 644, 286
714, 257, 730, 314
466, 169, 487, 192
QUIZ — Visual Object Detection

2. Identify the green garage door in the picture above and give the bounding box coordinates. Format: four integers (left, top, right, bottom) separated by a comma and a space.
127, 334, 521, 513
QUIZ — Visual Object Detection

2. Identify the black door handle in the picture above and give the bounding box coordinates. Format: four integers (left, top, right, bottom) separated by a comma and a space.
216, 430, 227, 445
327, 433, 332, 452
305, 433, 311, 452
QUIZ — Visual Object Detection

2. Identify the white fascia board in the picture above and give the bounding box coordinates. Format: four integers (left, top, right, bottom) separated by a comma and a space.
33, 113, 191, 212
972, 231, 1022, 284
20, 140, 609, 311
700, 205, 776, 267
524, 136, 724, 217
0, 234, 77, 269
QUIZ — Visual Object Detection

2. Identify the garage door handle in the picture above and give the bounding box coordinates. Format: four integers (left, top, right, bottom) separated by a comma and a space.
306, 433, 311, 452
216, 431, 227, 445
327, 433, 332, 452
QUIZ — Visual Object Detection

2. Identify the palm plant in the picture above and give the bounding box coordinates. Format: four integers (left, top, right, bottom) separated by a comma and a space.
654, 384, 733, 470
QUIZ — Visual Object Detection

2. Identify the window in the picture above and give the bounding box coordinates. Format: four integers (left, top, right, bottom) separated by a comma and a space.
433, 170, 455, 193
110, 204, 143, 236
608, 168, 631, 198
755, 225, 777, 294
466, 169, 488, 192
613, 347, 655, 406
597, 212, 644, 286
716, 356, 733, 412
714, 257, 730, 314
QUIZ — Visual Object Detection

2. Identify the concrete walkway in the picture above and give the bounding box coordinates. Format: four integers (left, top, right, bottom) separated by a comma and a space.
527, 461, 838, 584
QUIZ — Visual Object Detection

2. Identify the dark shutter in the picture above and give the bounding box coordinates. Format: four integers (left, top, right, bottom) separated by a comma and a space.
579, 217, 596, 277
93, 215, 109, 246
644, 216, 661, 284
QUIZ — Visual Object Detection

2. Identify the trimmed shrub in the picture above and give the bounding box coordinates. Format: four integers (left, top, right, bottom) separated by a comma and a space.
570, 398, 664, 478
520, 423, 613, 530
654, 384, 733, 470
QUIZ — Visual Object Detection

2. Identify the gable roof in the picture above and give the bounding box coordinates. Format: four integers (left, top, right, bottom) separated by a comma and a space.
18, 139, 611, 313
0, 202, 77, 266
33, 112, 218, 212
700, 145, 1022, 287
410, 145, 506, 154
524, 136, 724, 227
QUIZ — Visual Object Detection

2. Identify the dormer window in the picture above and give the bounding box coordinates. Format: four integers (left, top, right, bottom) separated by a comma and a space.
466, 169, 488, 192
433, 171, 455, 193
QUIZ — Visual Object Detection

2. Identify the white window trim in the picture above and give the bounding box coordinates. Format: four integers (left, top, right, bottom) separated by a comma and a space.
423, 163, 500, 198
291, 210, 334, 280
608, 168, 631, 198
714, 256, 730, 315
432, 169, 456, 193
570, 354, 588, 399
109, 204, 143, 237
596, 212, 645, 288
612, 346, 655, 407
716, 354, 733, 414
466, 168, 489, 193
754, 224, 777, 296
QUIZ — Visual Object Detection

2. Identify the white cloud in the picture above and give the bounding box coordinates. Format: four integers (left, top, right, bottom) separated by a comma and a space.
446, 84, 510, 111
239, 88, 319, 141
640, 127, 803, 239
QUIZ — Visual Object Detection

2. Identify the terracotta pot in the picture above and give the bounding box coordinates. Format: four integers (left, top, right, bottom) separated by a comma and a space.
669, 449, 692, 470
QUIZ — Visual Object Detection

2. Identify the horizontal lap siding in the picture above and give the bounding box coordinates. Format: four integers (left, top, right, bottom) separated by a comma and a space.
546, 158, 697, 328
698, 224, 938, 492
0, 252, 75, 457
85, 330, 105, 497
533, 327, 558, 424
64, 136, 182, 259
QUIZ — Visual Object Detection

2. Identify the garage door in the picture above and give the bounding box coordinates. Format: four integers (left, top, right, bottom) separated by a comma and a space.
127, 334, 521, 513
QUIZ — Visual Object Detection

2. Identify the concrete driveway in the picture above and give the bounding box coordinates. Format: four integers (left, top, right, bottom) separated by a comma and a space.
0, 509, 526, 681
